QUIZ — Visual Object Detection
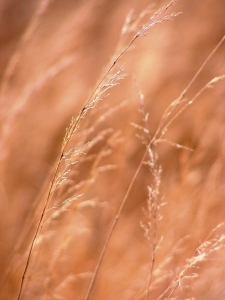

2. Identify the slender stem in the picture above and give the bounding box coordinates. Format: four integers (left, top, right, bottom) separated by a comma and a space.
85, 4, 178, 299
17, 111, 80, 299
85, 147, 148, 300
17, 158, 61, 300
152, 35, 225, 143
17, 2, 179, 299
182, 35, 225, 97
146, 169, 158, 300
16, 25, 137, 300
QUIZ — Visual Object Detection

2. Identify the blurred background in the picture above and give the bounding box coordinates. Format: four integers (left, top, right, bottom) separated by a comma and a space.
0, 0, 225, 299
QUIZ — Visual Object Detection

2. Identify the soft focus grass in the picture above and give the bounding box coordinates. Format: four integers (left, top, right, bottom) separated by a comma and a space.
0, 0, 225, 299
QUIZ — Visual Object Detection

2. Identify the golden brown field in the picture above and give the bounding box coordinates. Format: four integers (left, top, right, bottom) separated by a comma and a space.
0, 0, 225, 299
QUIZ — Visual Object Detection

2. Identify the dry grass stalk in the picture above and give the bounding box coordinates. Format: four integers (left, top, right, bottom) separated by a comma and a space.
134, 87, 162, 300
16, 64, 126, 299
15, 1, 181, 298
84, 3, 180, 299
7, 1, 224, 299
152, 35, 225, 144
129, 34, 225, 300
157, 223, 225, 300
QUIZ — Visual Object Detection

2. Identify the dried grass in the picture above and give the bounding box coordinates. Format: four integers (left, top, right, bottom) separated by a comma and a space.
0, 0, 225, 299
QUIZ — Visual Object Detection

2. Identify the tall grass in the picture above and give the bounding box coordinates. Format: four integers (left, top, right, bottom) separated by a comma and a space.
0, 0, 225, 299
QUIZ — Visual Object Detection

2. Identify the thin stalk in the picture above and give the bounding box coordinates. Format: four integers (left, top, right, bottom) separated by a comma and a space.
17, 2, 177, 299
135, 84, 160, 300
85, 3, 178, 299
152, 35, 225, 143
145, 126, 160, 300
16, 114, 80, 300
17, 161, 60, 300
145, 165, 157, 299
16, 19, 135, 300
85, 147, 149, 300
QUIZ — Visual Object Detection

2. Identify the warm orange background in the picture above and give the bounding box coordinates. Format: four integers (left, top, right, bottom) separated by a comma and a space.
0, 0, 225, 299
